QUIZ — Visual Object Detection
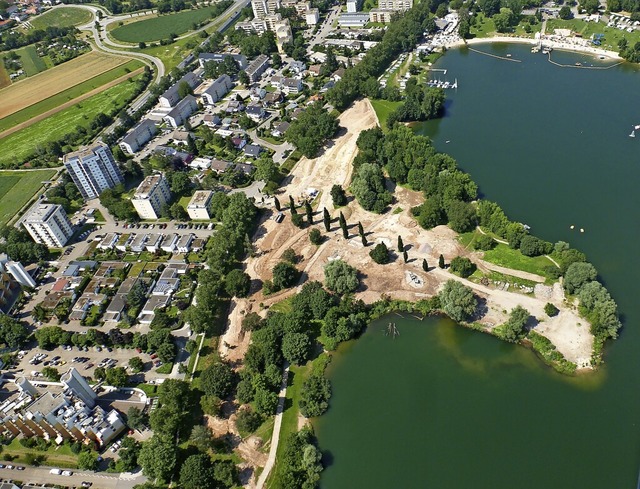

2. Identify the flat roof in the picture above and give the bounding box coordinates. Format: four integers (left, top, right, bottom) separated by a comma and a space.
188, 190, 213, 208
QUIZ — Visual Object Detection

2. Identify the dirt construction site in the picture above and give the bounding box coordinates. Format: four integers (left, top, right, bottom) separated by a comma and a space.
219, 99, 594, 372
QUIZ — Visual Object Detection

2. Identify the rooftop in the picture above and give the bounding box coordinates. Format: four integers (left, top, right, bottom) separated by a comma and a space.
135, 174, 165, 198
63, 142, 109, 163
188, 190, 213, 208
24, 203, 62, 223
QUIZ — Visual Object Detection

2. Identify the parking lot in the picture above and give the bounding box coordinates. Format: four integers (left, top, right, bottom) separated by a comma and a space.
14, 344, 173, 384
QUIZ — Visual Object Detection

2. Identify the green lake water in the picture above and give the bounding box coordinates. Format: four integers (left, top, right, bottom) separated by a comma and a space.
315, 44, 640, 488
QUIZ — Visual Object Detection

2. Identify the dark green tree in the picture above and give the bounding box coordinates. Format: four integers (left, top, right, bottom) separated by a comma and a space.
403, 250, 408, 263
272, 261, 300, 290
357, 221, 364, 237
422, 258, 429, 272
225, 269, 251, 298
309, 228, 323, 245
324, 260, 359, 295
179, 454, 215, 489
439, 280, 477, 322
397, 235, 404, 252
439, 254, 445, 269
201, 362, 235, 398
499, 305, 530, 342
274, 196, 281, 211
339, 212, 348, 238
370, 242, 390, 264
282, 332, 312, 365
323, 208, 331, 231
330, 184, 347, 206
449, 256, 476, 278
305, 200, 313, 224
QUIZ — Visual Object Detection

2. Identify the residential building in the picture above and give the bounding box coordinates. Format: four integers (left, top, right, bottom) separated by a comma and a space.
129, 234, 147, 252
235, 18, 268, 35
0, 254, 35, 288
164, 95, 199, 128
161, 233, 180, 253
177, 234, 195, 253
263, 91, 284, 107
272, 121, 290, 137
275, 19, 293, 52
369, 8, 394, 22
187, 190, 214, 220
332, 67, 346, 81
246, 104, 266, 121
244, 144, 263, 158
138, 295, 170, 324
211, 159, 233, 173
246, 54, 270, 83
283, 77, 303, 94
235, 163, 255, 175
231, 137, 247, 149
61, 367, 97, 408
201, 75, 234, 105
119, 119, 157, 155
251, 0, 281, 18
378, 0, 413, 9
198, 52, 248, 70
338, 12, 369, 27
131, 174, 172, 220
250, 87, 267, 101
189, 157, 213, 170
203, 114, 222, 127
23, 203, 74, 248
145, 234, 163, 252
159, 72, 201, 108
347, 0, 361, 12
289, 60, 307, 74
63, 143, 124, 200
305, 8, 319, 25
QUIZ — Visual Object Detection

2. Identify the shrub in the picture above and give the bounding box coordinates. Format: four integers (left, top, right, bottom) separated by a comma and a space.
369, 242, 390, 264
309, 228, 323, 245
473, 234, 495, 251
449, 256, 476, 278
324, 259, 359, 295
544, 303, 559, 317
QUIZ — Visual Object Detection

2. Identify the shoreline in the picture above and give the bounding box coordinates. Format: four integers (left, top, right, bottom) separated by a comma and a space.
443, 35, 622, 61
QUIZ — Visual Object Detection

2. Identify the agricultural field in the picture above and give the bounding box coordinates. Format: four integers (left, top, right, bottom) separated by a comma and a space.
16, 45, 47, 76
0, 64, 10, 89
0, 59, 143, 134
111, 6, 221, 43
0, 51, 129, 120
29, 7, 93, 29
0, 75, 144, 167
0, 169, 57, 226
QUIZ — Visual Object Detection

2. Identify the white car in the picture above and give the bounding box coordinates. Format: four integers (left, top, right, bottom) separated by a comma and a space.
62, 470, 73, 476
50, 468, 62, 475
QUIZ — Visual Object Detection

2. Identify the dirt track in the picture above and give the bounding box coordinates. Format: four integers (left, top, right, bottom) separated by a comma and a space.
0, 68, 143, 139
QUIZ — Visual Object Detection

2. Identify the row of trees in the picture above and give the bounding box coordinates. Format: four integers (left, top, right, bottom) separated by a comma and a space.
0, 226, 48, 265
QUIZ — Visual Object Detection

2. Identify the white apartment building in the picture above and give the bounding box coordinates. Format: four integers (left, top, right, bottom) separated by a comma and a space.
163, 95, 199, 129
131, 174, 172, 220
0, 254, 36, 288
306, 8, 319, 25
120, 119, 158, 155
187, 190, 214, 220
378, 0, 412, 9
63, 143, 124, 200
23, 203, 74, 248
347, 0, 361, 12
201, 75, 234, 105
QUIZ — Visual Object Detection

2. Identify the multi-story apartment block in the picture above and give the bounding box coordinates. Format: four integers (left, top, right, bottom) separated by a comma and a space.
22, 203, 74, 248
347, 0, 362, 13
163, 95, 199, 129
378, 0, 412, 9
63, 143, 124, 200
201, 75, 234, 105
245, 54, 270, 83
0, 254, 36, 288
119, 119, 158, 155
187, 190, 214, 220
158, 72, 201, 108
198, 53, 248, 70
131, 174, 172, 220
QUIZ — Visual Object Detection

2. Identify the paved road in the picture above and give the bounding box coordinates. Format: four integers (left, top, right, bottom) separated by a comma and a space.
247, 121, 294, 165
1, 464, 145, 489
256, 364, 289, 489
307, 6, 342, 51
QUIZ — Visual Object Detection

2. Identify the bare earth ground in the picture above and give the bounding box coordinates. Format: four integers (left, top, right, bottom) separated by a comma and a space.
216, 99, 595, 484
0, 51, 128, 119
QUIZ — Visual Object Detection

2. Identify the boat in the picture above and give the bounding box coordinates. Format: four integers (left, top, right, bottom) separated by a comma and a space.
575, 62, 582, 66
630, 130, 636, 138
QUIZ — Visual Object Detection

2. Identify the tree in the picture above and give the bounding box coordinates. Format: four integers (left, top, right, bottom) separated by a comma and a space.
473, 234, 495, 251
446, 201, 477, 233
323, 208, 331, 231
127, 407, 147, 430
544, 303, 559, 317
403, 250, 408, 263
309, 228, 323, 245
289, 195, 296, 213
449, 256, 476, 278
274, 196, 281, 211
178, 81, 193, 98
236, 407, 263, 434
285, 103, 339, 158
201, 362, 235, 398
499, 305, 530, 342
439, 254, 445, 269
282, 332, 312, 365
304, 200, 313, 224
238, 70, 249, 85
299, 374, 331, 418
339, 212, 348, 238
351, 163, 392, 213
169, 202, 189, 221
179, 454, 215, 489
361, 234, 368, 246
254, 388, 278, 415
330, 185, 347, 206
439, 280, 477, 322
564, 262, 597, 294
324, 260, 359, 295
138, 435, 177, 483
129, 357, 145, 373
272, 261, 300, 290
422, 259, 429, 272
370, 242, 390, 264
357, 221, 364, 237
189, 425, 214, 452
78, 451, 98, 471
42, 366, 60, 381
105, 366, 128, 387
0, 315, 29, 348
225, 269, 251, 298
397, 235, 404, 252
559, 5, 572, 18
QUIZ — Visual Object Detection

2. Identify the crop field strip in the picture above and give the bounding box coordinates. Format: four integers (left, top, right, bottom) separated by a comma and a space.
0, 64, 10, 89
17, 46, 47, 76
0, 51, 129, 120
111, 6, 221, 43
0, 169, 57, 226
0, 60, 143, 135
0, 74, 144, 167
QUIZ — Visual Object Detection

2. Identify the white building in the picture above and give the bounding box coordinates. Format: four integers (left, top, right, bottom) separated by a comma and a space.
0, 254, 36, 288
23, 203, 74, 248
198, 53, 248, 70
347, 0, 361, 12
161, 233, 180, 253
63, 143, 124, 200
164, 95, 199, 129
378, 0, 412, 9
187, 190, 214, 220
119, 119, 158, 155
338, 12, 369, 27
201, 75, 234, 105
305, 8, 319, 25
131, 174, 172, 220
159, 72, 201, 108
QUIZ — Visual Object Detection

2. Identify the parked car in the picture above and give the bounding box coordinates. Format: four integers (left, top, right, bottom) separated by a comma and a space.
62, 470, 73, 476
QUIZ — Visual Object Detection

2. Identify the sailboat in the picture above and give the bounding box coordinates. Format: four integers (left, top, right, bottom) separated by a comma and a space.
630, 126, 636, 138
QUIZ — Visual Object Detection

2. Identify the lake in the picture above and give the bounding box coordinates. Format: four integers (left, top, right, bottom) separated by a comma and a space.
315, 43, 640, 488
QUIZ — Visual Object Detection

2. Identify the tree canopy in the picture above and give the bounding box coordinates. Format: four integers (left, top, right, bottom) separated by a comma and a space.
285, 103, 339, 158
324, 260, 359, 295
439, 280, 477, 322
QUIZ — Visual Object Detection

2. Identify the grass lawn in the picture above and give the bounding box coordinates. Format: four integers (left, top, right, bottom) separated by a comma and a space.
178, 194, 191, 210
137, 36, 195, 72
0, 60, 142, 134
30, 7, 93, 29
469, 13, 497, 38
0, 169, 57, 226
17, 46, 46, 76
4, 438, 78, 468
546, 19, 640, 52
483, 243, 556, 277
369, 98, 401, 130
0, 74, 143, 167
111, 6, 222, 43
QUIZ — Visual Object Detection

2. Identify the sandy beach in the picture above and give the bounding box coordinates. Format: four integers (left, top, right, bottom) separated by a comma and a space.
445, 35, 622, 61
